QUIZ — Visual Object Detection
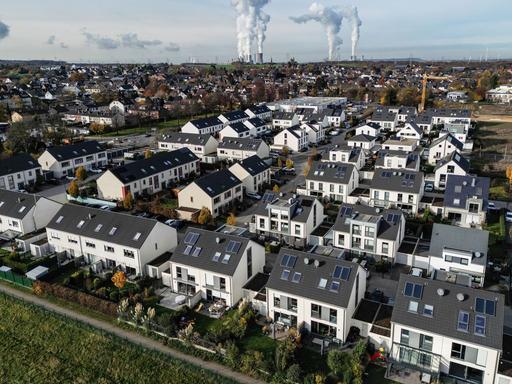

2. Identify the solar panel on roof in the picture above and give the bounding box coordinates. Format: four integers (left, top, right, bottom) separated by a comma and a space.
226, 240, 241, 253
184, 232, 200, 245
340, 206, 353, 216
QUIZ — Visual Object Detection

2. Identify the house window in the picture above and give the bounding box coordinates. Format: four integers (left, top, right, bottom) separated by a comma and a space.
104, 245, 114, 252
420, 335, 433, 352
338, 234, 345, 245
220, 277, 226, 290
382, 242, 389, 254
176, 267, 182, 279
124, 249, 135, 258
408, 301, 418, 313
85, 242, 96, 248
400, 329, 410, 345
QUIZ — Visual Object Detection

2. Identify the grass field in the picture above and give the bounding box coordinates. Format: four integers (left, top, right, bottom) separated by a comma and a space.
0, 293, 236, 384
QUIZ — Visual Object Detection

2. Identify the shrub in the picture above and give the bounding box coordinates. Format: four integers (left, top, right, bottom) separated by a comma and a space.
92, 277, 103, 290
109, 290, 119, 302
286, 364, 302, 383
224, 340, 239, 368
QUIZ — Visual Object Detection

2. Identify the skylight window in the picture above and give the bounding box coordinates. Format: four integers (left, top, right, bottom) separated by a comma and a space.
222, 254, 231, 264
330, 280, 340, 292
423, 304, 434, 317
475, 298, 496, 316
291, 272, 302, 283
184, 232, 200, 245
281, 269, 290, 281
408, 301, 418, 313
133, 232, 141, 241
18, 206, 26, 213
192, 247, 202, 257
318, 278, 328, 289
94, 224, 103, 232
183, 245, 193, 255
212, 252, 221, 262
457, 311, 469, 332
109, 227, 117, 236
56, 215, 64, 223
404, 282, 423, 299
475, 315, 486, 336
77, 220, 85, 228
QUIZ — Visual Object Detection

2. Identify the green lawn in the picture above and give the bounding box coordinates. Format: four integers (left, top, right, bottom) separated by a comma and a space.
0, 293, 236, 384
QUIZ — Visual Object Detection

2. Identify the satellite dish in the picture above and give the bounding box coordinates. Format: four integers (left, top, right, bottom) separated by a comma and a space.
456, 293, 465, 302
304, 257, 310, 265
314, 259, 320, 268
475, 252, 482, 258
216, 237, 221, 244
437, 288, 445, 296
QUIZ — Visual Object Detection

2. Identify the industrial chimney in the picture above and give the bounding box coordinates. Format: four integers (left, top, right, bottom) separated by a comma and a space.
257, 52, 263, 64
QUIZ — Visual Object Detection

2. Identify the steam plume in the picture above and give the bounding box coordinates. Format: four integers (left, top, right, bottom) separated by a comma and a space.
232, 0, 270, 61
291, 2, 361, 61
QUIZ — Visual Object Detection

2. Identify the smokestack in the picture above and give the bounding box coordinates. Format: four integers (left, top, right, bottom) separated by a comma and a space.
232, 0, 270, 63
257, 52, 263, 64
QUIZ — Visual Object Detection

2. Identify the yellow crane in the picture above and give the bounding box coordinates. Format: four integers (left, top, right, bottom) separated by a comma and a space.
419, 74, 450, 113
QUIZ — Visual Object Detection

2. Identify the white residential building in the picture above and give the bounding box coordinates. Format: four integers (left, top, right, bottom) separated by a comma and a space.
329, 145, 366, 170
304, 161, 359, 203
97, 148, 200, 201
273, 126, 308, 152
428, 134, 464, 165
177, 169, 243, 218
181, 117, 224, 135
37, 141, 107, 178
166, 228, 265, 308
229, 155, 271, 194
0, 153, 41, 191
332, 204, 405, 261
433, 152, 470, 190
217, 138, 270, 161
46, 204, 177, 276
158, 133, 218, 161
266, 248, 367, 341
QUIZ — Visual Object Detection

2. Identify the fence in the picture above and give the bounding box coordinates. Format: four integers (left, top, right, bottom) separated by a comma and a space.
0, 269, 33, 288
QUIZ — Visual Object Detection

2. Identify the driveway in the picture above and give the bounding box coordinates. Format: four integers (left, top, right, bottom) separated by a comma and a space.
38, 174, 101, 204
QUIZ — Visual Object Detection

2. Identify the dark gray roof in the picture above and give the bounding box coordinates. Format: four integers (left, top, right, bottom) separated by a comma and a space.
391, 274, 503, 350
266, 248, 360, 308
349, 134, 376, 143
225, 122, 250, 134
283, 126, 302, 139
0, 189, 41, 219
306, 161, 355, 184
273, 111, 296, 120
246, 105, 271, 115
220, 110, 249, 122
253, 192, 317, 223
429, 223, 488, 266
160, 132, 215, 146
427, 108, 471, 119
330, 145, 363, 164
46, 204, 161, 248
444, 175, 490, 209
333, 203, 403, 240
189, 116, 223, 129
371, 111, 397, 122
194, 169, 241, 197
0, 153, 40, 177
218, 137, 264, 151
110, 148, 198, 184
414, 113, 433, 125
371, 168, 423, 193
238, 155, 269, 176
45, 141, 105, 161
246, 117, 266, 128
434, 152, 470, 173
402, 121, 422, 136
170, 228, 251, 276
431, 133, 463, 150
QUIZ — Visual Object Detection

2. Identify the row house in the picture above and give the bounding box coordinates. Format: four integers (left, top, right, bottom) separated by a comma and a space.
375, 150, 420, 172
158, 132, 218, 162
273, 126, 308, 152
181, 117, 224, 135
0, 153, 41, 191
217, 138, 270, 161
38, 141, 107, 178
245, 104, 272, 121
328, 145, 366, 170
428, 134, 464, 165
96, 148, 200, 201
218, 110, 250, 127
433, 152, 470, 190
46, 204, 177, 276
272, 112, 299, 130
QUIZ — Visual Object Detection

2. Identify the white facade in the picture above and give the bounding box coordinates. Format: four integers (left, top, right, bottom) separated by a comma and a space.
38, 149, 108, 178
217, 141, 270, 161
229, 164, 271, 194
273, 128, 308, 152
158, 136, 218, 161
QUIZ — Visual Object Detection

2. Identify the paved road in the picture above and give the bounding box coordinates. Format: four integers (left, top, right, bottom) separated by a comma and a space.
0, 283, 264, 384
38, 174, 101, 204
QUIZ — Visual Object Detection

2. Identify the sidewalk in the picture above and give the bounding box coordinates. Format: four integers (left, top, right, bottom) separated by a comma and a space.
0, 283, 265, 384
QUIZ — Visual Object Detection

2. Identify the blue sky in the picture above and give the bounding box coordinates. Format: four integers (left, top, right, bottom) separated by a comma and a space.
0, 0, 511, 63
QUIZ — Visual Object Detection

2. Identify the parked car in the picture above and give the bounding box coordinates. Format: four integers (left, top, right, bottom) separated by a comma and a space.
89, 168, 103, 174
424, 183, 434, 192
164, 219, 184, 229
246, 192, 261, 200
506, 211, 512, 223
329, 129, 341, 136
488, 201, 497, 211
99, 205, 111, 211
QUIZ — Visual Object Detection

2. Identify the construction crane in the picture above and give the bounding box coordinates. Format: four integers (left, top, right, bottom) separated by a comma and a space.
419, 74, 450, 113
